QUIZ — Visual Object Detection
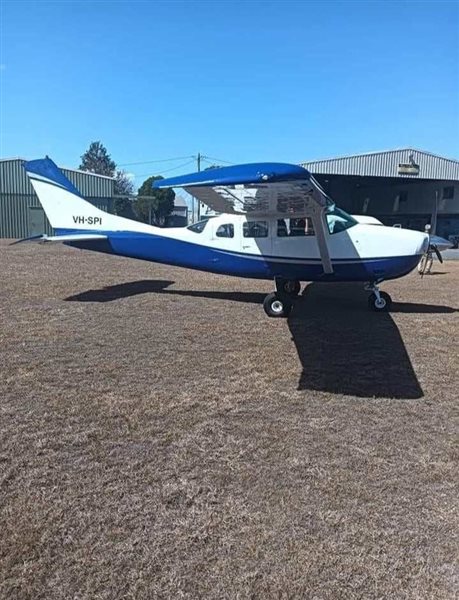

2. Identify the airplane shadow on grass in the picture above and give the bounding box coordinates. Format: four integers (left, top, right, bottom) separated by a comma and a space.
66, 280, 458, 399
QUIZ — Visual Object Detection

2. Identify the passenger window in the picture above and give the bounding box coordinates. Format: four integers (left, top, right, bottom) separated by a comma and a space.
216, 223, 234, 238
276, 218, 315, 237
243, 221, 268, 238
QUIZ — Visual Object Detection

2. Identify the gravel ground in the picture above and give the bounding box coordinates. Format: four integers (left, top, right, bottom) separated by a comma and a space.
1, 240, 458, 600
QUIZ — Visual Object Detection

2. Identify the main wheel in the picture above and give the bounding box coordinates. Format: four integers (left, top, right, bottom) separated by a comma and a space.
279, 279, 301, 297
263, 292, 293, 318
368, 291, 392, 312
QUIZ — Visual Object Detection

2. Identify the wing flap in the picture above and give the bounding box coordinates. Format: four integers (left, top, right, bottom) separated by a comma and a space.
183, 181, 330, 217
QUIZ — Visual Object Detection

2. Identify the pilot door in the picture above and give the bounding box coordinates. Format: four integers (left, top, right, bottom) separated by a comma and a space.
272, 217, 320, 260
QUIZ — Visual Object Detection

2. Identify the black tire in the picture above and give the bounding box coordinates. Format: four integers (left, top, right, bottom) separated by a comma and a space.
279, 279, 301, 297
263, 292, 292, 318
368, 291, 392, 312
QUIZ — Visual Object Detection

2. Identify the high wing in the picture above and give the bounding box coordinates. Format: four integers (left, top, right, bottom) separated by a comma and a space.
153, 162, 333, 217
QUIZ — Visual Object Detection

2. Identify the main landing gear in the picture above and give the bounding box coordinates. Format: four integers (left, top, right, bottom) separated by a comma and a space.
263, 278, 300, 318
365, 282, 392, 312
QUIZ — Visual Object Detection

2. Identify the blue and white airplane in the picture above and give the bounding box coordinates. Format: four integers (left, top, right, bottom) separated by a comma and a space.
23, 157, 437, 317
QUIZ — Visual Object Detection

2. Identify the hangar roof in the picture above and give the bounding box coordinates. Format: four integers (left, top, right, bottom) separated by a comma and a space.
300, 148, 459, 181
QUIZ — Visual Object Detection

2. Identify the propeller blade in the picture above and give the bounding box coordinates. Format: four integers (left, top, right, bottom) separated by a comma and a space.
431, 244, 443, 264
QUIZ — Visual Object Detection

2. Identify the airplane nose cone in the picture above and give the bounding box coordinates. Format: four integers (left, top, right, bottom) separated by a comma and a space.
418, 233, 430, 254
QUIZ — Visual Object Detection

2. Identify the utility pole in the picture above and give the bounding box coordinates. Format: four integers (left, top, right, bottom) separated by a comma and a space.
190, 153, 203, 223
430, 190, 439, 236
196, 152, 201, 222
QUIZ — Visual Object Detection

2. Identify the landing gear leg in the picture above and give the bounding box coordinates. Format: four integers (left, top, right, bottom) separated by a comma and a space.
262, 277, 297, 318
365, 282, 392, 312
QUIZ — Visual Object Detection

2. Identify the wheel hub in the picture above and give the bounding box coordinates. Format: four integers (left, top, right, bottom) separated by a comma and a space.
271, 300, 284, 313
375, 297, 386, 309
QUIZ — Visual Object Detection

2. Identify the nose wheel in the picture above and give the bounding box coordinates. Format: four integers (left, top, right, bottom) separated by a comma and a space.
365, 283, 392, 312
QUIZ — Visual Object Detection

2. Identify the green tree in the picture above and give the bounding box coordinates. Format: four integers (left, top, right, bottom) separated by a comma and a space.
113, 197, 136, 219
80, 142, 136, 216
79, 141, 116, 176
135, 176, 175, 226
114, 169, 134, 196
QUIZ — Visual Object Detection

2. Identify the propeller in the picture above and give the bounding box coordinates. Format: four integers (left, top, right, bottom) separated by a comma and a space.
418, 234, 451, 276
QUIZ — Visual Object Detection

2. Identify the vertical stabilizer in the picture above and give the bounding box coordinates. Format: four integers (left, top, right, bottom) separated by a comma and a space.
24, 157, 154, 234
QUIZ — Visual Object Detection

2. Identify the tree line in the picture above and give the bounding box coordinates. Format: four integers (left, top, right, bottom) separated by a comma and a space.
79, 141, 175, 226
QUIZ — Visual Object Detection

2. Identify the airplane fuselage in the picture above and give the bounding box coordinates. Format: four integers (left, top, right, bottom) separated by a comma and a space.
61, 212, 428, 283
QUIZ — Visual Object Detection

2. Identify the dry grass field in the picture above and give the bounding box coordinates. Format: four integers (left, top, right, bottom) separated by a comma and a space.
1, 240, 458, 600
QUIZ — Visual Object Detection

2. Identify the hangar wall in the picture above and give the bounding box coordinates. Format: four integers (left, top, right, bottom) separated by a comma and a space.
323, 178, 458, 216
320, 178, 459, 239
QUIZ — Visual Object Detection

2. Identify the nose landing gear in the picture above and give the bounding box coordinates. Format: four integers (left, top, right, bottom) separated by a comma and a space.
262, 278, 300, 318
365, 282, 392, 312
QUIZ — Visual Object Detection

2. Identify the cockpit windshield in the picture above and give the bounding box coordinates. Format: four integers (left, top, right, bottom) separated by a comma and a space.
326, 206, 358, 234
187, 219, 209, 233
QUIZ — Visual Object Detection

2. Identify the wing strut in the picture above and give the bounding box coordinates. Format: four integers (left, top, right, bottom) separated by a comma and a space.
313, 214, 333, 274
309, 187, 333, 275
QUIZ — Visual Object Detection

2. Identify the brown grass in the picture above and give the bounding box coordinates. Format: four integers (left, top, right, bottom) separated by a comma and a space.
0, 240, 458, 599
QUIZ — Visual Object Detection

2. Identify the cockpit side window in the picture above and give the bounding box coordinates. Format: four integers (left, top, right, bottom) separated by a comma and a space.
216, 223, 234, 238
187, 219, 209, 233
243, 221, 269, 238
326, 206, 358, 234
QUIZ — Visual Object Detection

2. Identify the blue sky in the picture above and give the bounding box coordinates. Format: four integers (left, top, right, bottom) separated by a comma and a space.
1, 0, 458, 187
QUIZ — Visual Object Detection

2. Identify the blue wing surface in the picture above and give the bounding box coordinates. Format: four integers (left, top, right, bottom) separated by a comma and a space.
154, 162, 331, 216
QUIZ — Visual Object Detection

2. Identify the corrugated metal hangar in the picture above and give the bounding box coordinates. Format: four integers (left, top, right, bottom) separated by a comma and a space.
301, 148, 459, 241
0, 158, 114, 238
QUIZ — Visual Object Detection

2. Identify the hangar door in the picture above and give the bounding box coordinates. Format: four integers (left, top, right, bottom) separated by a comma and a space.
28, 207, 45, 236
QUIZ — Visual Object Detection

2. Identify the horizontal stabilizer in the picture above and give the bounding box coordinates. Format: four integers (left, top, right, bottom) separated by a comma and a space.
12, 233, 108, 245
10, 234, 46, 245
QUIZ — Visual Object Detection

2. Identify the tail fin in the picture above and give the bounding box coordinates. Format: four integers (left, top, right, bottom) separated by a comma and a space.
24, 157, 150, 234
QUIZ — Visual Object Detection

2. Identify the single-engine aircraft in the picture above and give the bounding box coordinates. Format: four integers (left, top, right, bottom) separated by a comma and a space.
22, 157, 444, 317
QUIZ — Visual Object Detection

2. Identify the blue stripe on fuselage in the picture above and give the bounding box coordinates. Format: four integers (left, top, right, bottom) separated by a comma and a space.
56, 228, 422, 282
